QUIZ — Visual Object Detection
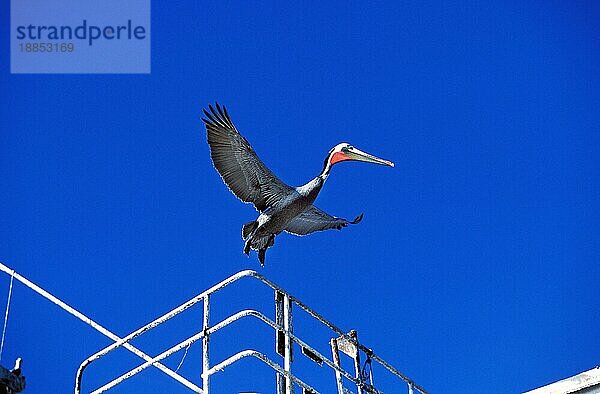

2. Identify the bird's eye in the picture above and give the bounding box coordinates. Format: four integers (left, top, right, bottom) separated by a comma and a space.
347, 145, 354, 150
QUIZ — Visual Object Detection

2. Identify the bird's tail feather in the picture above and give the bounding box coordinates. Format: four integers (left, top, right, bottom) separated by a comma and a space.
242, 221, 258, 240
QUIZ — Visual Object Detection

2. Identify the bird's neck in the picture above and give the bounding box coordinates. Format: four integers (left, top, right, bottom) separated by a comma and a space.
303, 153, 334, 199
296, 163, 331, 203
296, 151, 335, 200
315, 151, 336, 186
320, 150, 335, 178
298, 174, 326, 200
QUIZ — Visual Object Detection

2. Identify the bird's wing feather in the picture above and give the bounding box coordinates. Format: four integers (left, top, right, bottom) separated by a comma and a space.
203, 103, 294, 212
284, 206, 363, 236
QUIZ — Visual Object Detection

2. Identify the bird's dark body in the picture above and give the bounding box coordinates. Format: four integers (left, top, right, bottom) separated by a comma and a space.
202, 103, 392, 266
243, 179, 325, 264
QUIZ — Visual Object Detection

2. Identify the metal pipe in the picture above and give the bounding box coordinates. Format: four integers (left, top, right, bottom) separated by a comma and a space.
367, 352, 427, 394
330, 339, 344, 394
202, 294, 210, 394
75, 270, 260, 392
283, 294, 293, 394
91, 331, 206, 393
0, 262, 201, 394
68, 268, 427, 393
204, 349, 318, 393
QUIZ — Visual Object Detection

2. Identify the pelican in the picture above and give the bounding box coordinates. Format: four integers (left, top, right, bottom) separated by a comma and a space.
203, 103, 394, 266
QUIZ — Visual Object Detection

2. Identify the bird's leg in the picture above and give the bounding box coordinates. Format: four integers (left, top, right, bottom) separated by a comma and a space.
244, 239, 251, 255
258, 248, 266, 267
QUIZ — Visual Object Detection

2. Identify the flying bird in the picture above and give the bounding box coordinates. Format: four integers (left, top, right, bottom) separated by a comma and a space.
203, 103, 394, 266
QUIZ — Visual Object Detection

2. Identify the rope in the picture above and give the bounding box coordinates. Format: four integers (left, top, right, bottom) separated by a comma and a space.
175, 343, 191, 372
0, 271, 15, 363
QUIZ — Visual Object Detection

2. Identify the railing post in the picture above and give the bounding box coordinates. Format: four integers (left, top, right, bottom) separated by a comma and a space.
276, 292, 284, 394
349, 331, 363, 394
331, 330, 365, 394
202, 294, 210, 394
283, 294, 294, 394
330, 338, 345, 394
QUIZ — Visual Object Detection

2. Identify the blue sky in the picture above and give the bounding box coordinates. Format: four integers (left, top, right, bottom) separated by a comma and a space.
1, 1, 599, 393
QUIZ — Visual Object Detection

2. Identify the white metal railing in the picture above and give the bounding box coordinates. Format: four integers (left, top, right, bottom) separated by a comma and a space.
74, 269, 428, 394
0, 262, 427, 393
0, 261, 205, 392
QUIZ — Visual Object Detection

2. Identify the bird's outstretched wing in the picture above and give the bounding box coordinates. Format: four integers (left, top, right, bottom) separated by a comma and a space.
284, 206, 363, 236
203, 103, 294, 212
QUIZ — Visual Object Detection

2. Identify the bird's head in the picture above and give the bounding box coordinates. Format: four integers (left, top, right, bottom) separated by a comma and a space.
326, 142, 394, 168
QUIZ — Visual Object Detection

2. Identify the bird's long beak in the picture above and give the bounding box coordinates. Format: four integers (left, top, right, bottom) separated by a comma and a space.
347, 147, 395, 167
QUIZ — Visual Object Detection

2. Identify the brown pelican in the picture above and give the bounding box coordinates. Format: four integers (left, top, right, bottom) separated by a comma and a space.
203, 103, 394, 266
